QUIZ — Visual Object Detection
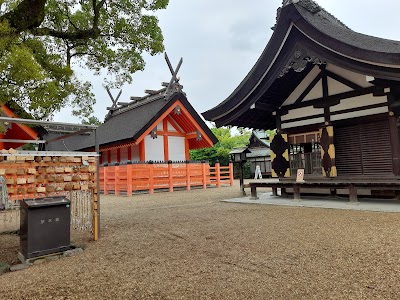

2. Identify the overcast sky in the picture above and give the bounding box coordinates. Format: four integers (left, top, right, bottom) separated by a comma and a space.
54, 0, 400, 125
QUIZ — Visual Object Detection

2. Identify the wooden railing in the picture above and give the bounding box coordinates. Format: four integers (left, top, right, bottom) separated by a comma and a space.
99, 161, 233, 196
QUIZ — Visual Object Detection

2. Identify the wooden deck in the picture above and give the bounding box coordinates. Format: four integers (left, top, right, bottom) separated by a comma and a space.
246, 179, 400, 202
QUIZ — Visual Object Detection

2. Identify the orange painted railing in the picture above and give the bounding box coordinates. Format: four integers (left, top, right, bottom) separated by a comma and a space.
99, 161, 234, 196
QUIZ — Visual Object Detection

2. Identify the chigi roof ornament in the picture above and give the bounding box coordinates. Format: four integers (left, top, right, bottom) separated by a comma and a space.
164, 52, 184, 100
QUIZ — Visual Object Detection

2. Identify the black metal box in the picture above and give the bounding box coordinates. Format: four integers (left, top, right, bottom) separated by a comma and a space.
20, 197, 71, 259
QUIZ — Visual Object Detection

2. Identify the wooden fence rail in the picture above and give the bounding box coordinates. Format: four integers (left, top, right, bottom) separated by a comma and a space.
100, 161, 233, 196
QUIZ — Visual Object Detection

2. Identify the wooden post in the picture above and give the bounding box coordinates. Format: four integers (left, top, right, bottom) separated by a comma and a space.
114, 165, 120, 196
127, 163, 133, 196
349, 184, 358, 203
229, 161, 234, 186
293, 185, 301, 201
215, 160, 221, 188
95, 129, 100, 240
186, 161, 191, 191
149, 161, 154, 194
250, 185, 258, 200
272, 188, 278, 196
103, 166, 108, 195
168, 160, 173, 192
202, 161, 207, 189
239, 161, 245, 196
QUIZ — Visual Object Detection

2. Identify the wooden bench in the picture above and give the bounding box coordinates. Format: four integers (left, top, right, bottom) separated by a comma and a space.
246, 180, 400, 202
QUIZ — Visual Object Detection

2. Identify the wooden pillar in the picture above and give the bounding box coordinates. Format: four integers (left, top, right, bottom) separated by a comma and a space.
163, 119, 169, 161
250, 186, 258, 200
184, 139, 190, 161
272, 188, 278, 196
107, 150, 111, 164
239, 161, 245, 196
349, 184, 358, 203
293, 185, 301, 201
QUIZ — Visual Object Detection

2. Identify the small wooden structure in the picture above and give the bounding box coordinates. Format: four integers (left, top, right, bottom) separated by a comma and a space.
203, 0, 400, 200
247, 130, 271, 177
0, 116, 100, 240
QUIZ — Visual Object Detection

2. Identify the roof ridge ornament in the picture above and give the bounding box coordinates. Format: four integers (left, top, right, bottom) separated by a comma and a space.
278, 46, 325, 78
164, 52, 184, 100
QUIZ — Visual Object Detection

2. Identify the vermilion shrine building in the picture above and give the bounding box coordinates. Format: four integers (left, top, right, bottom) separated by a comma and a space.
47, 88, 217, 163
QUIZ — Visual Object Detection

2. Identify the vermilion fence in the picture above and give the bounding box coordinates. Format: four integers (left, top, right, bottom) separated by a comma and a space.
99, 161, 234, 196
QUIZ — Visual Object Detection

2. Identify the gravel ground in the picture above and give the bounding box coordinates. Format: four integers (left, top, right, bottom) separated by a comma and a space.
1, 184, 400, 299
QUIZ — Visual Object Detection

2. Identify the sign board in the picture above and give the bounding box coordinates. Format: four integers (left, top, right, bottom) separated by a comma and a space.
296, 169, 305, 182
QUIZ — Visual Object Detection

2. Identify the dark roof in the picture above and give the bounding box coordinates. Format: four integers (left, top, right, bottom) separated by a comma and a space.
46, 90, 217, 151
202, 0, 400, 129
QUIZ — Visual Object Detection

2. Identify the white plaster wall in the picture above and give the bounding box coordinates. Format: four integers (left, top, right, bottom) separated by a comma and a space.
168, 136, 185, 161
282, 63, 373, 107
283, 65, 320, 105
282, 117, 325, 129
330, 94, 387, 113
144, 135, 164, 161
281, 106, 324, 122
326, 64, 372, 88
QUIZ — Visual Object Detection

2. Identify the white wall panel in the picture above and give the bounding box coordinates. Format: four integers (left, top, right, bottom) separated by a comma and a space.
145, 135, 164, 161
168, 136, 185, 161
283, 66, 320, 105
282, 117, 325, 129
330, 94, 387, 112
281, 106, 324, 122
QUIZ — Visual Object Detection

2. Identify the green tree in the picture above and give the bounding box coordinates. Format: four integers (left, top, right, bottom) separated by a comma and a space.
0, 0, 169, 119
82, 116, 102, 126
190, 127, 251, 165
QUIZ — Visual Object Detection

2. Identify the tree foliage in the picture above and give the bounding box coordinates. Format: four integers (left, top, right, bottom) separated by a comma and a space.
0, 0, 169, 119
190, 127, 251, 165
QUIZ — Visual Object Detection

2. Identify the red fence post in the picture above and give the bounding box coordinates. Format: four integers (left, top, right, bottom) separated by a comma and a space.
115, 165, 120, 196
215, 160, 221, 188
202, 161, 207, 189
186, 161, 191, 191
103, 166, 108, 195
168, 160, 173, 192
149, 161, 154, 194
127, 163, 133, 196
229, 161, 234, 186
